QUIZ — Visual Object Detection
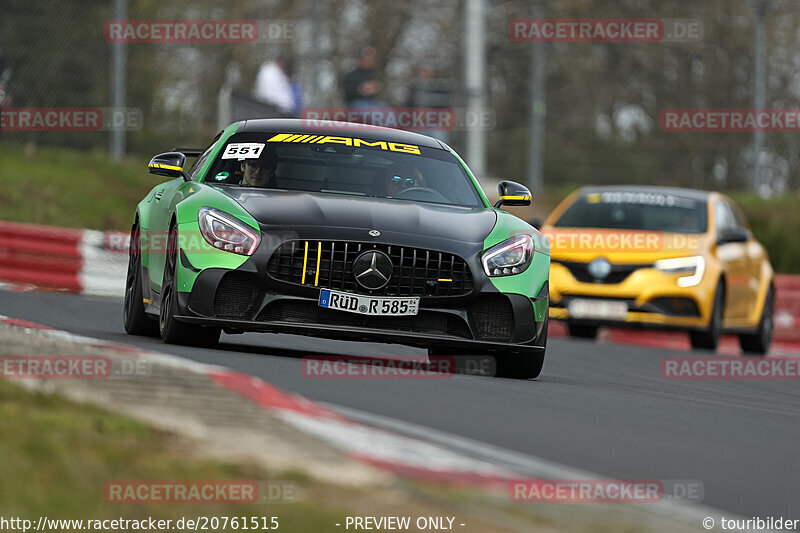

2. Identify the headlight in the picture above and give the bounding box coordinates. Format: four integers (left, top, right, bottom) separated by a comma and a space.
198, 207, 260, 255
654, 255, 705, 287
482, 235, 534, 276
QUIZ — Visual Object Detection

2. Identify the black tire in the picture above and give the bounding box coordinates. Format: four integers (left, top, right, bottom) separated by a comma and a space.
567, 323, 598, 339
123, 222, 159, 337
427, 347, 491, 376
159, 224, 221, 347
739, 286, 774, 356
427, 347, 546, 379
495, 352, 546, 379
690, 281, 724, 351
431, 316, 548, 380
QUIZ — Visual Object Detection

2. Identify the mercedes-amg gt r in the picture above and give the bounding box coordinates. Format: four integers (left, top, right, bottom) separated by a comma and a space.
124, 119, 550, 378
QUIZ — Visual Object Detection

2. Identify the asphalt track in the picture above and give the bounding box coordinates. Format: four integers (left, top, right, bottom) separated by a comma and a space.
2, 289, 798, 521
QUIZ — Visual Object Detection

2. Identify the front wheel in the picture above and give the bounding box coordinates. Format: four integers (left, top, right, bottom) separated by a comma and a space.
431, 317, 548, 380
739, 287, 774, 356
159, 225, 221, 347
494, 351, 546, 379
689, 281, 724, 351
426, 347, 546, 379
123, 223, 158, 337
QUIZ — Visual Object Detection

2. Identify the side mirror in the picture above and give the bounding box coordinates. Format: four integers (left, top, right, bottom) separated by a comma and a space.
148, 152, 189, 180
717, 227, 749, 245
494, 181, 532, 208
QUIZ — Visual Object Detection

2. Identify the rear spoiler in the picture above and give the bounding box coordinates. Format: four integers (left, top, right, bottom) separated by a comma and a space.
172, 147, 204, 157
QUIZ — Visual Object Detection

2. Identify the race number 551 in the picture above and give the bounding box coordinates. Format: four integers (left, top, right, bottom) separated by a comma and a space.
222, 143, 265, 159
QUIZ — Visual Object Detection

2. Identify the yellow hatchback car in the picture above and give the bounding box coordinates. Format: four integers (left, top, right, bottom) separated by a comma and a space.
543, 186, 774, 354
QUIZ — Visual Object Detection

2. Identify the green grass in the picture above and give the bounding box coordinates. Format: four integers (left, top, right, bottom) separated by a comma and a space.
727, 191, 800, 274
0, 378, 343, 530
0, 144, 156, 230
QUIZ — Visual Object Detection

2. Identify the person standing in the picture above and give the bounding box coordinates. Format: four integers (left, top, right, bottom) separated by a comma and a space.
342, 45, 384, 109
253, 56, 296, 115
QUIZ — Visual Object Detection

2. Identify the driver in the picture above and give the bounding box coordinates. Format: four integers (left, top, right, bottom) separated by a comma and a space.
239, 145, 278, 187
384, 163, 424, 197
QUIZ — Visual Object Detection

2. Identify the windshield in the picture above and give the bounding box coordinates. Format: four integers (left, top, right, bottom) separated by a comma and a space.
203, 132, 485, 208
554, 190, 708, 233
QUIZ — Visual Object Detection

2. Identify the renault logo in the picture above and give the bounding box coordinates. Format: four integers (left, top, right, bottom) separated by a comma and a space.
588, 257, 612, 280
353, 250, 393, 290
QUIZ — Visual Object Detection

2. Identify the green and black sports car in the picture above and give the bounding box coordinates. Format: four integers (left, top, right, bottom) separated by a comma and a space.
123, 119, 550, 378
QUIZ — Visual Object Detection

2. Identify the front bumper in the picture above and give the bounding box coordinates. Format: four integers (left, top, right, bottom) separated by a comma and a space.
175, 313, 545, 354
175, 241, 548, 354
548, 260, 714, 330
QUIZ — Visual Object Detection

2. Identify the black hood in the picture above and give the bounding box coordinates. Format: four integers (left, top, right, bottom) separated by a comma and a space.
219, 187, 497, 244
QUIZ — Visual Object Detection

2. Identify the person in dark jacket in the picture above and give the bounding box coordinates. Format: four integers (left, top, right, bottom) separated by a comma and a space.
342, 45, 384, 109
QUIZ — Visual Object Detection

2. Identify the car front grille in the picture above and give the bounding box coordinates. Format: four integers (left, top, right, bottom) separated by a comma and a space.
266, 240, 474, 297
256, 300, 473, 339
554, 260, 650, 284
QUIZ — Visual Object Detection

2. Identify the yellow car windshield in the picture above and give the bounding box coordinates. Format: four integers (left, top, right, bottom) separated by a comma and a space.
555, 192, 707, 233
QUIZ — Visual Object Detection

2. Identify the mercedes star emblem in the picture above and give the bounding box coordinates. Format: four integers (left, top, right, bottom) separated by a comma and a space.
368, 229, 381, 237
353, 250, 393, 290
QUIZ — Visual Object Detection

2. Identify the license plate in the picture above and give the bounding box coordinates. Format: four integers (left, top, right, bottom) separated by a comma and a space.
318, 289, 419, 316
568, 299, 628, 320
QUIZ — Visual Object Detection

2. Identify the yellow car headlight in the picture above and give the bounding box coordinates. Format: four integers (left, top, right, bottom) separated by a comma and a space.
654, 255, 706, 287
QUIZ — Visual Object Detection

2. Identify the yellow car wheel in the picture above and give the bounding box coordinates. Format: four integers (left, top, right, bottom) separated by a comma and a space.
740, 287, 774, 356
689, 281, 724, 351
